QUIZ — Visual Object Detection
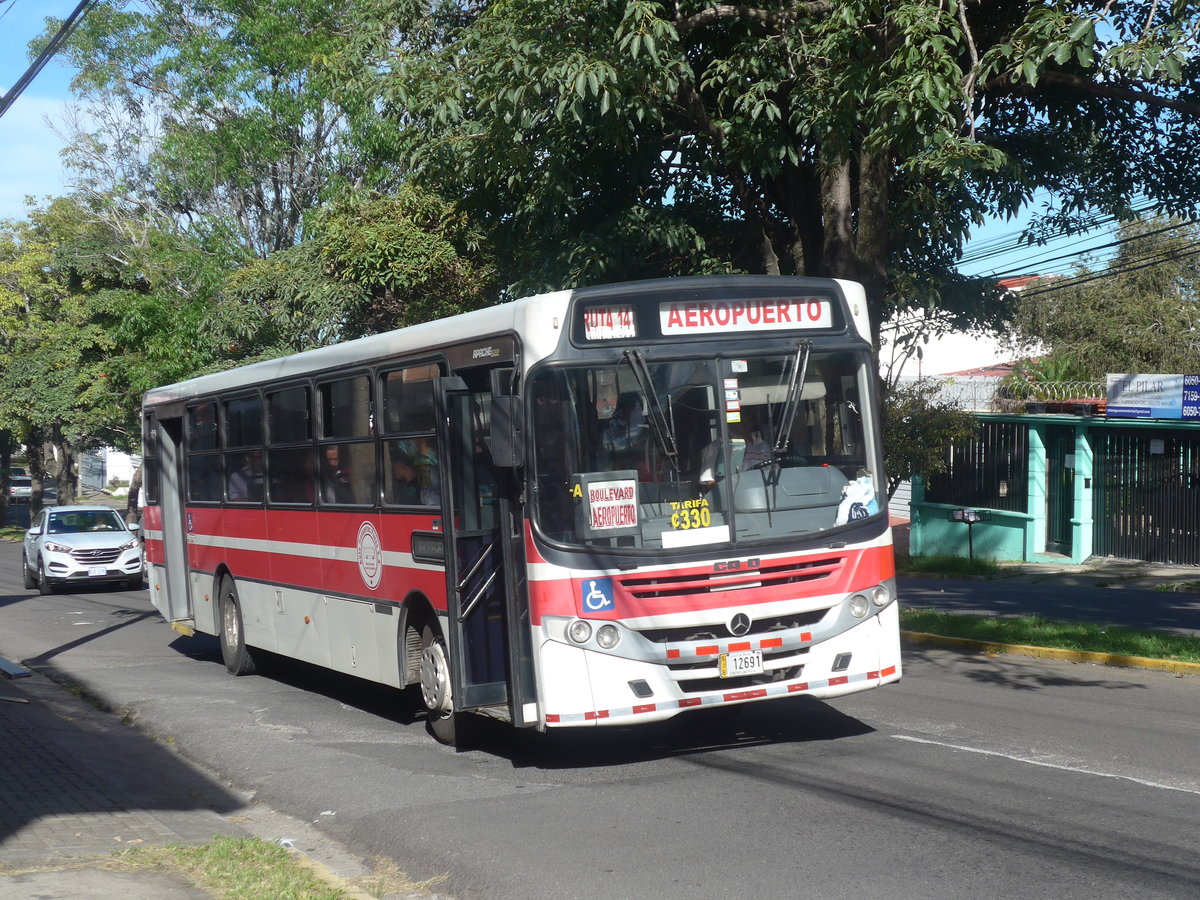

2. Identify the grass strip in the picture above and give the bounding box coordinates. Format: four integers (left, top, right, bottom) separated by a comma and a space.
121, 835, 346, 899
900, 608, 1200, 664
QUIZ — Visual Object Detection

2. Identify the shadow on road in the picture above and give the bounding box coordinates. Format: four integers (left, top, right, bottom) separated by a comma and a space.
901, 642, 1153, 692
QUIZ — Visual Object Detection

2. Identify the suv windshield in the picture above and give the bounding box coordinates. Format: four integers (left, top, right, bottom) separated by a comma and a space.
530, 349, 880, 551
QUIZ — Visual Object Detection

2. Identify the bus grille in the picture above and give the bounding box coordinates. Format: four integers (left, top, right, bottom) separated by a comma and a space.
634, 609, 828, 645
616, 554, 845, 600
71, 548, 122, 564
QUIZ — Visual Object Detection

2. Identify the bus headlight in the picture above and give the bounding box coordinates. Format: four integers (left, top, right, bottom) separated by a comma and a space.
871, 584, 892, 607
848, 594, 869, 618
596, 624, 621, 649
568, 620, 593, 644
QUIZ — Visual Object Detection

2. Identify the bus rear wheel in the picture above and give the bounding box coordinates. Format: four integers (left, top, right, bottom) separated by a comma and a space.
419, 623, 462, 745
219, 577, 258, 676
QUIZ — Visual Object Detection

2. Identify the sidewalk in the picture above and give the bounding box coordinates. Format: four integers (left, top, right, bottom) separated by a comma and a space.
0, 661, 382, 900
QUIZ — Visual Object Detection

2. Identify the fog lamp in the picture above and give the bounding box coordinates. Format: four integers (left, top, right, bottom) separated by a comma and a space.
596, 624, 621, 649
848, 594, 869, 618
568, 620, 593, 644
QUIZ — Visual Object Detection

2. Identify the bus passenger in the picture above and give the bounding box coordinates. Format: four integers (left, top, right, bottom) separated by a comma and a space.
228, 450, 264, 501
391, 447, 421, 504
320, 444, 353, 503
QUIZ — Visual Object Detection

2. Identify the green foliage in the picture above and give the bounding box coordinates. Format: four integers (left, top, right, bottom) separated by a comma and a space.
218, 185, 497, 359
51, 0, 365, 256
350, 0, 1200, 335
1010, 219, 1200, 378
883, 379, 980, 500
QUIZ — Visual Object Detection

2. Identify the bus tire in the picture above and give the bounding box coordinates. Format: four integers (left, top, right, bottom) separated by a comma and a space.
218, 577, 258, 676
419, 623, 461, 746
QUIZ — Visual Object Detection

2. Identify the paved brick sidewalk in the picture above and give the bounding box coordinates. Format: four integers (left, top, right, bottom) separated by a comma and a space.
0, 664, 243, 898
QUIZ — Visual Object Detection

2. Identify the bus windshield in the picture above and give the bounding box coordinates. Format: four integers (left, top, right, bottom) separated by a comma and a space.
530, 348, 880, 551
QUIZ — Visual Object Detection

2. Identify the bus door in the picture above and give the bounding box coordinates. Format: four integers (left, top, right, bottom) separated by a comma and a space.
151, 415, 194, 623
439, 370, 533, 726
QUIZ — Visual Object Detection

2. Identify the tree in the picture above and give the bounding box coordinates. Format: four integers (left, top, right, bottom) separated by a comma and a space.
0, 197, 229, 503
353, 0, 1200, 342
882, 379, 979, 501
1010, 218, 1200, 377
215, 185, 497, 361
51, 0, 368, 258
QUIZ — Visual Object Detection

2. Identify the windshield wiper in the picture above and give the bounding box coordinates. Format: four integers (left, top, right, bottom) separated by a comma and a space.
773, 340, 812, 454
622, 349, 680, 466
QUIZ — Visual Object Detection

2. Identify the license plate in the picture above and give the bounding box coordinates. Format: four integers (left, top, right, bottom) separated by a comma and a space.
719, 649, 763, 678
88, 566, 107, 577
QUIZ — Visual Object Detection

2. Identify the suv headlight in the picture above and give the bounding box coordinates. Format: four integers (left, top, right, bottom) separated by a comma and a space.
118, 538, 139, 551
43, 541, 72, 553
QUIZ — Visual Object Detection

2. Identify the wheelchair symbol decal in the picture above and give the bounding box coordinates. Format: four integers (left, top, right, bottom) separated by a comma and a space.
580, 577, 615, 613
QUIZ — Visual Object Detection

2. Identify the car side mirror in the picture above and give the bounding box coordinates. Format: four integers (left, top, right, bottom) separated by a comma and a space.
127, 522, 141, 532
27, 526, 42, 536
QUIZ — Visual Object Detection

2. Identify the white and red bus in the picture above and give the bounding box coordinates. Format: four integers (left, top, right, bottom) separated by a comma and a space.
142, 276, 900, 744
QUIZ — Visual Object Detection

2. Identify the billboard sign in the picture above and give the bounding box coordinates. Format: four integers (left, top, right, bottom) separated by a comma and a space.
1106, 374, 1200, 420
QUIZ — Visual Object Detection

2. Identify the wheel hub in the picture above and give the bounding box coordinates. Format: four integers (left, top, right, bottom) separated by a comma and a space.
420, 640, 452, 714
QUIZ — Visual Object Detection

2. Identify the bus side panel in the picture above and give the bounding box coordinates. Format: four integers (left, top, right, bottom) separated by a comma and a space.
376, 513, 449, 613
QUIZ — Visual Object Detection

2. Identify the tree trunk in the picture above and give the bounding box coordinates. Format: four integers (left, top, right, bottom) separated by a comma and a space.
127, 465, 144, 525
50, 422, 78, 505
27, 426, 47, 521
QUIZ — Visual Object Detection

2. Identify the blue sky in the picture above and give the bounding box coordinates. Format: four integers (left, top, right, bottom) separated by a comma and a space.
0, 1, 83, 222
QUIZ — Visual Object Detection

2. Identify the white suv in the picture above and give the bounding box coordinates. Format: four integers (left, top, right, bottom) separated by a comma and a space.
23, 505, 144, 594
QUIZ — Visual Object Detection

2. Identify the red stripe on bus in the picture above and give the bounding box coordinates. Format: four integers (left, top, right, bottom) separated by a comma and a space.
760, 637, 784, 649
881, 665, 897, 677
696, 645, 719, 656
788, 682, 810, 692
828, 676, 849, 686
679, 698, 702, 707
633, 704, 657, 714
666, 649, 681, 659
723, 689, 768, 703
729, 641, 751, 652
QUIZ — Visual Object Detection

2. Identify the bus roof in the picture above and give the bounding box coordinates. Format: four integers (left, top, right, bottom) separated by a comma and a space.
143, 276, 869, 407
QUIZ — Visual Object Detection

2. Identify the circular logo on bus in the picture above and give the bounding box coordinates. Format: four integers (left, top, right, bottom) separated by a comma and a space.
356, 521, 383, 590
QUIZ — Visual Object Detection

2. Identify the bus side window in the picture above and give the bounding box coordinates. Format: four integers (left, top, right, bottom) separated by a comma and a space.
381, 363, 441, 508
223, 395, 264, 503
267, 385, 314, 505
142, 414, 160, 505
186, 402, 222, 502
318, 374, 375, 505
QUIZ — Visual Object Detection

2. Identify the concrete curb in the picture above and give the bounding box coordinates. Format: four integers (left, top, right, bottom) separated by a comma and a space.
901, 631, 1200, 676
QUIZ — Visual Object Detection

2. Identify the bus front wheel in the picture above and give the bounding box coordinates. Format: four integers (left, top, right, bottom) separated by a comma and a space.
219, 577, 258, 676
419, 624, 461, 745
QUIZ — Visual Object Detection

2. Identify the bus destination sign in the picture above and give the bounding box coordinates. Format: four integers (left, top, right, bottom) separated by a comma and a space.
659, 296, 831, 335
1106, 374, 1200, 420
582, 304, 637, 340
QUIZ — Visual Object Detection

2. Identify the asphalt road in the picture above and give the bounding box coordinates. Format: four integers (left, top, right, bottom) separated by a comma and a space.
2, 540, 1198, 899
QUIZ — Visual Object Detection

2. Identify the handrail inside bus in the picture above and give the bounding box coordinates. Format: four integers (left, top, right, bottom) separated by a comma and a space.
458, 568, 499, 623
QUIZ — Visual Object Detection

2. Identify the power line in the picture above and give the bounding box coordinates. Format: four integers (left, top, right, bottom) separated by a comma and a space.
0, 0, 96, 123
1018, 238, 1200, 300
